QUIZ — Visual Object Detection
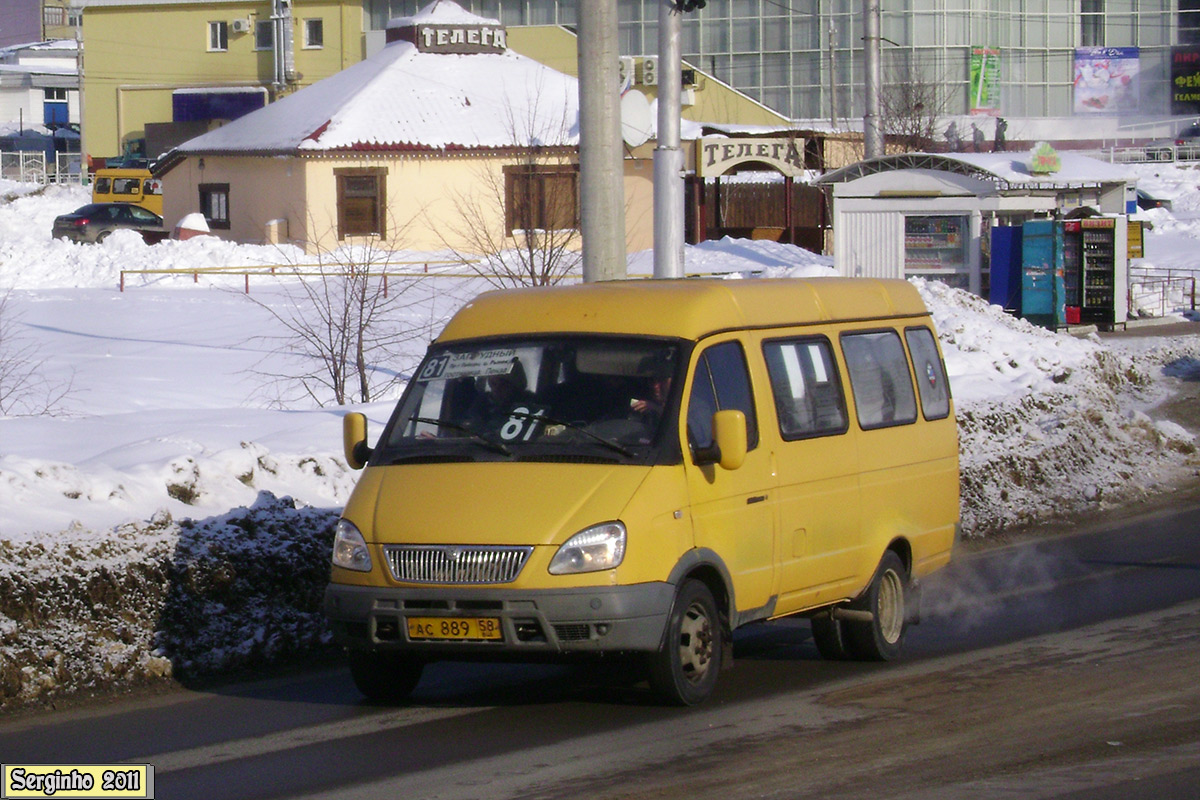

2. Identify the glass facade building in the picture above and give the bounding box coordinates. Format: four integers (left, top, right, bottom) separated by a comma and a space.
367, 1, 1200, 141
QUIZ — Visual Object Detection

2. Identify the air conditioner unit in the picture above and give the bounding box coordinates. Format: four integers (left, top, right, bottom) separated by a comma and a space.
641, 56, 658, 86
618, 57, 635, 90
231, 18, 252, 34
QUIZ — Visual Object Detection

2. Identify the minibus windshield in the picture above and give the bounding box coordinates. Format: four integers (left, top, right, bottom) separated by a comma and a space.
377, 336, 683, 464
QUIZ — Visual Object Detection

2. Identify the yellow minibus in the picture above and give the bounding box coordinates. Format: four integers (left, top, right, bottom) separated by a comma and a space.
327, 278, 960, 705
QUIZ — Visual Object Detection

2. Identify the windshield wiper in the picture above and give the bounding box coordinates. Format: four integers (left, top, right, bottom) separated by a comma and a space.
506, 411, 636, 459
406, 416, 513, 456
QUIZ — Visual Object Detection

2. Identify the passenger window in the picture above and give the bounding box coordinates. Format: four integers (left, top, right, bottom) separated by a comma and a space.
841, 331, 918, 429
94, 178, 111, 194
905, 327, 951, 420
763, 338, 847, 439
686, 341, 758, 453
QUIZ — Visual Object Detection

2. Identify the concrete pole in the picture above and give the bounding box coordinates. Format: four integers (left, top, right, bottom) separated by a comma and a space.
863, 0, 884, 158
653, 0, 685, 279
577, 0, 627, 282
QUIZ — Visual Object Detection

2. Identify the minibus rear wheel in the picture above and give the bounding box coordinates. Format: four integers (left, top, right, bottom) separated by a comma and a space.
647, 579, 723, 705
810, 615, 854, 661
845, 551, 909, 661
348, 650, 424, 703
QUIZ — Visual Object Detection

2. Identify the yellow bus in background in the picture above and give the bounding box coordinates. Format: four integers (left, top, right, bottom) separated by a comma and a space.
91, 168, 162, 216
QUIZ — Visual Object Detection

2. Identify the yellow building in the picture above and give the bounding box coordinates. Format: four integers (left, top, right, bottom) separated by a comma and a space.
80, 0, 363, 161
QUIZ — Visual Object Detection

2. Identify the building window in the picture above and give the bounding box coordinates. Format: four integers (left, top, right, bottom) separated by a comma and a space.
199, 183, 230, 229
504, 164, 579, 234
304, 18, 324, 48
255, 20, 274, 50
43, 6, 66, 26
1081, 0, 1104, 47
208, 21, 228, 51
336, 169, 386, 239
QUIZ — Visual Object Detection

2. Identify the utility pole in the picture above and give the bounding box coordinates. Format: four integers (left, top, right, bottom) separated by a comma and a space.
863, 0, 883, 158
577, 0, 626, 282
654, 0, 687, 279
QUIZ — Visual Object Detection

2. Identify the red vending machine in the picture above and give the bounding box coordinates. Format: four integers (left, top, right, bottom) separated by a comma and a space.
1061, 218, 1117, 326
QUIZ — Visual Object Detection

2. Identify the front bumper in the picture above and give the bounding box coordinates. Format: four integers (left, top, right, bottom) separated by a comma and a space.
324, 581, 674, 655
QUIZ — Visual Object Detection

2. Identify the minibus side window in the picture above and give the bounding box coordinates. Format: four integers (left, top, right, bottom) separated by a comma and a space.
686, 341, 759, 453
840, 331, 918, 430
904, 326, 951, 420
763, 337, 848, 439
94, 177, 111, 194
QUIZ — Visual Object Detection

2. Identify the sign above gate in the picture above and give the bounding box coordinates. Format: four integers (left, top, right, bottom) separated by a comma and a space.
696, 137, 807, 178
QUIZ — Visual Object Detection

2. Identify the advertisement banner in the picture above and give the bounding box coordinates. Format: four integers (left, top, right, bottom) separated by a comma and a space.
1073, 47, 1139, 114
1171, 45, 1200, 116
969, 47, 1001, 116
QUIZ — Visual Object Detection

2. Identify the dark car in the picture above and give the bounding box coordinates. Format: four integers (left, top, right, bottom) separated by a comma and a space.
52, 202, 167, 244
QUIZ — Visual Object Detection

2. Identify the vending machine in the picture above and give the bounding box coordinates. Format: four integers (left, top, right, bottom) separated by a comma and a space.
1062, 218, 1119, 326
1020, 219, 1065, 330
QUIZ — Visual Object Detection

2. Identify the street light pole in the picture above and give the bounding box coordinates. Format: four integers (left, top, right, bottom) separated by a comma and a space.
863, 0, 883, 158
653, 0, 685, 279
577, 0, 627, 282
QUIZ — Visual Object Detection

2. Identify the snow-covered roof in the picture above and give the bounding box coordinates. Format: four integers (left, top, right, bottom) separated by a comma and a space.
817, 150, 1134, 189
166, 1, 578, 161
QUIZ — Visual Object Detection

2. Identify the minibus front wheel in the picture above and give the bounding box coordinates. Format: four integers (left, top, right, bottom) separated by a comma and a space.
348, 650, 425, 704
646, 579, 724, 706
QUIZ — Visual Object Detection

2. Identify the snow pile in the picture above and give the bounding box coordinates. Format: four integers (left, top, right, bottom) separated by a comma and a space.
919, 279, 1198, 532
0, 497, 336, 701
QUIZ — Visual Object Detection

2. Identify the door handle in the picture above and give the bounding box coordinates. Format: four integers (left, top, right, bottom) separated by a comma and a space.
746, 495, 768, 505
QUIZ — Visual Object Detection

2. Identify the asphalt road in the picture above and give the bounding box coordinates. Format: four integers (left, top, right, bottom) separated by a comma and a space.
2, 500, 1199, 800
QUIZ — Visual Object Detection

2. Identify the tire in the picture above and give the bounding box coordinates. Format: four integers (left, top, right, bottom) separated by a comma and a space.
810, 615, 854, 661
347, 650, 424, 704
647, 579, 723, 706
95, 230, 111, 243
845, 551, 909, 662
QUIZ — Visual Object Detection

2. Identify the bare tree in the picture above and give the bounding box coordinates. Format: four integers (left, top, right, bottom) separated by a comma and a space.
0, 290, 72, 416
247, 235, 446, 407
879, 59, 954, 153
435, 82, 583, 288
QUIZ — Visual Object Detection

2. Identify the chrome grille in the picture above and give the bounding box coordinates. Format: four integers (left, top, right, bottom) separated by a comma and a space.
384, 545, 533, 585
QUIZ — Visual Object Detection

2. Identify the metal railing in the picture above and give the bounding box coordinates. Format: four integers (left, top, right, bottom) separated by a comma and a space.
1088, 144, 1200, 164
0, 151, 87, 185
117, 262, 486, 293
1129, 267, 1197, 318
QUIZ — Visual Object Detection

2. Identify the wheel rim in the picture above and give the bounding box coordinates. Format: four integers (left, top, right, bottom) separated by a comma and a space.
877, 568, 904, 644
677, 600, 715, 685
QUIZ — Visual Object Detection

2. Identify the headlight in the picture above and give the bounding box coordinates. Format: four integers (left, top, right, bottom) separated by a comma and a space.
332, 519, 372, 572
548, 522, 626, 575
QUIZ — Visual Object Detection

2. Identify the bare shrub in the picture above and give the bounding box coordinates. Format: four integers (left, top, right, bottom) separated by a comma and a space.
0, 290, 72, 416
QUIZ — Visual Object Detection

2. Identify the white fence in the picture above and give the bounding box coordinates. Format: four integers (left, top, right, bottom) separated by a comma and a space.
0, 151, 86, 185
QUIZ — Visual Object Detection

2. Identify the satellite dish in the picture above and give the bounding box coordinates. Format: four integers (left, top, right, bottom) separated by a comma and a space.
621, 90, 653, 147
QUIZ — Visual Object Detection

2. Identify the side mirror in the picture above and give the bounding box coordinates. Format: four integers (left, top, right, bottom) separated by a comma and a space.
712, 409, 747, 471
343, 412, 372, 470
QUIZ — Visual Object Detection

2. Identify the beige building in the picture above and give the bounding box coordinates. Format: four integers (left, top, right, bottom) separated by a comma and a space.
80, 0, 363, 161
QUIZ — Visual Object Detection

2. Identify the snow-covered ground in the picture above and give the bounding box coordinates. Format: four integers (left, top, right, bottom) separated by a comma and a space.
2, 165, 1199, 710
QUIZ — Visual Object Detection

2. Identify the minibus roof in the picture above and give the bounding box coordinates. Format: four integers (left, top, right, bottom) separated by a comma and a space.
438, 278, 930, 343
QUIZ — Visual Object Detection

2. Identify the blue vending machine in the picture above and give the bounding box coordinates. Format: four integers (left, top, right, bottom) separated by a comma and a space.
1020, 220, 1066, 329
